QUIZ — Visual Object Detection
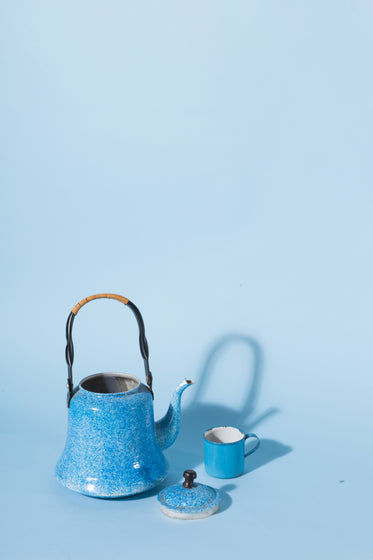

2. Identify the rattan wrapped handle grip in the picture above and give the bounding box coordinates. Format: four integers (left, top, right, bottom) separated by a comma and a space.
71, 293, 129, 315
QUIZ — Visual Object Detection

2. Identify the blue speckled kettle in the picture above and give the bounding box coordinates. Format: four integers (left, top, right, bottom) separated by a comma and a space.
55, 293, 193, 498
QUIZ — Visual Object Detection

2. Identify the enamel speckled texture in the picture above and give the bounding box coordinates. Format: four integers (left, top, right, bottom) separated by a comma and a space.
158, 482, 220, 519
55, 382, 168, 498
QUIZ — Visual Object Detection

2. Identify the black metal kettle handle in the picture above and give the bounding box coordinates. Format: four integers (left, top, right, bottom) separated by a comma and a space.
65, 293, 153, 406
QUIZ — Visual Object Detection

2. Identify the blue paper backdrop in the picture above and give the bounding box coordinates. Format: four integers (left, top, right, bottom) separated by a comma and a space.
1, 1, 372, 559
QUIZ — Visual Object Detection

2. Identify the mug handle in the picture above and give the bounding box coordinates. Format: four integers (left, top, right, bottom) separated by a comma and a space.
244, 433, 260, 457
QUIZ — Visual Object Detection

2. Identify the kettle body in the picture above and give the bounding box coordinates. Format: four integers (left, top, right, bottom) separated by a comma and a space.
55, 373, 168, 498
55, 294, 193, 498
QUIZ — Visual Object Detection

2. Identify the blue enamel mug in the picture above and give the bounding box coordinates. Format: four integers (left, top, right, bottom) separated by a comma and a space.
204, 426, 260, 478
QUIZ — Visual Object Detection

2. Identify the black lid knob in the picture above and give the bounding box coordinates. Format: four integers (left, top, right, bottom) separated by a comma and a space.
183, 469, 197, 489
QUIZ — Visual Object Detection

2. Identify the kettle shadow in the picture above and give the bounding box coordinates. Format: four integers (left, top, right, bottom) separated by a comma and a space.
166, 334, 292, 477
123, 334, 292, 504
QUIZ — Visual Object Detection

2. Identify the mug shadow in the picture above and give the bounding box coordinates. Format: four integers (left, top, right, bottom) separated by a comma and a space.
244, 438, 292, 474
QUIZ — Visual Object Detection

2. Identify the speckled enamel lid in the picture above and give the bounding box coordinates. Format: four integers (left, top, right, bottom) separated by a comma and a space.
158, 470, 220, 520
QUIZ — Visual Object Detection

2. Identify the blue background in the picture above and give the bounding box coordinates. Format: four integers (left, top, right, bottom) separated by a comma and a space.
1, 1, 372, 559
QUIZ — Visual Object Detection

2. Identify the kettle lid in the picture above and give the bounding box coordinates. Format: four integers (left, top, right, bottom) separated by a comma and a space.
157, 470, 220, 519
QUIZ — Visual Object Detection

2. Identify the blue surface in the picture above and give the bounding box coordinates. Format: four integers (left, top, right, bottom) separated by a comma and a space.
1, 1, 373, 558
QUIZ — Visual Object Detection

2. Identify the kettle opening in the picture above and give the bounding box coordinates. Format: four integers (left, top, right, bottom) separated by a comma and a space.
80, 373, 140, 394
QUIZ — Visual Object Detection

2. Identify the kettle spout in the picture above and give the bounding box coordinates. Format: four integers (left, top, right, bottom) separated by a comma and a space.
155, 379, 194, 450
